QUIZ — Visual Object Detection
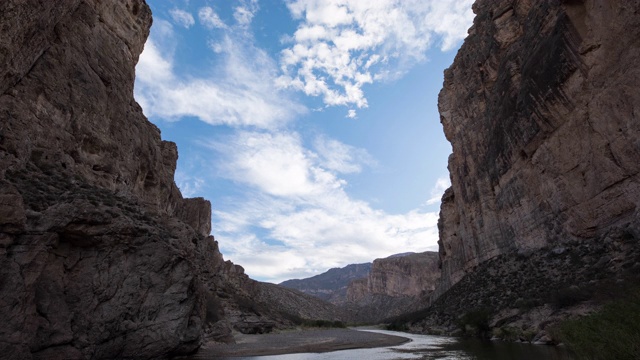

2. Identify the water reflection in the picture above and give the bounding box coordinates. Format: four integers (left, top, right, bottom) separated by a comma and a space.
209, 329, 574, 360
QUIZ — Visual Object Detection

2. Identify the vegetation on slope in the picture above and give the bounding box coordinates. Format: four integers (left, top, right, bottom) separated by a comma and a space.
552, 289, 640, 360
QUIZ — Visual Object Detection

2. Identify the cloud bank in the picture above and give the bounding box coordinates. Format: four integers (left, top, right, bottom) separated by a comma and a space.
135, 15, 305, 129
208, 131, 441, 282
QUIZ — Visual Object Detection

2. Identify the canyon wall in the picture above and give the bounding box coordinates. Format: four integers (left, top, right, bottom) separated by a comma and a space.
437, 0, 640, 293
345, 252, 440, 322
0, 1, 342, 358
348, 252, 440, 300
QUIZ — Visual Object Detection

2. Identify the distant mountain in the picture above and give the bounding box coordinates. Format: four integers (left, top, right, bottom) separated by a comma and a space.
280, 263, 372, 304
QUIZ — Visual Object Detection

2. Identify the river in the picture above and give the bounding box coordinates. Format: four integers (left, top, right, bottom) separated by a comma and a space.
208, 329, 575, 360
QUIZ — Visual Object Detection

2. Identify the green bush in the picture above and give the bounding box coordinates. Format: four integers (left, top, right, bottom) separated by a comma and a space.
551, 285, 589, 309
554, 289, 640, 360
385, 322, 409, 331
457, 309, 491, 338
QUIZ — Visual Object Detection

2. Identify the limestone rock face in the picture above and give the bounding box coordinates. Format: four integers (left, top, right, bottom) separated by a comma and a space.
366, 252, 440, 298
0, 1, 218, 358
345, 252, 440, 322
437, 0, 640, 293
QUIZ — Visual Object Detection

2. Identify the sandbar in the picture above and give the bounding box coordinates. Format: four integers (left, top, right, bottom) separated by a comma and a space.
184, 328, 410, 358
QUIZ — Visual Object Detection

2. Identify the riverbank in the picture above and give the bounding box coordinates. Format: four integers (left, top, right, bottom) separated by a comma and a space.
182, 328, 411, 358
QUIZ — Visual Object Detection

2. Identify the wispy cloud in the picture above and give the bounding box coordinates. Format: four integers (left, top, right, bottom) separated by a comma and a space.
277, 0, 474, 114
198, 7, 227, 29
169, 8, 195, 28
233, 0, 259, 27
313, 135, 376, 174
207, 131, 440, 283
135, 20, 305, 129
425, 176, 451, 205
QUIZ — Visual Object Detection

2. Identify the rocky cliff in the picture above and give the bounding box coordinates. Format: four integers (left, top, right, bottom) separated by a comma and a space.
0, 1, 342, 358
402, 0, 640, 339
347, 252, 440, 301
344, 252, 440, 322
437, 0, 640, 296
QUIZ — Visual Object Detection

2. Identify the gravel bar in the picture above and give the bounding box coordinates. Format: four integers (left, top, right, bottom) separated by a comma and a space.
183, 328, 411, 358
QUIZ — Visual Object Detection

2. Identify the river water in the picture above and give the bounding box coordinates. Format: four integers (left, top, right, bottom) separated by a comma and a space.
210, 329, 575, 360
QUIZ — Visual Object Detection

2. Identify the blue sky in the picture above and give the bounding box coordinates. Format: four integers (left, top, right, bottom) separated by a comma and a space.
134, 0, 474, 283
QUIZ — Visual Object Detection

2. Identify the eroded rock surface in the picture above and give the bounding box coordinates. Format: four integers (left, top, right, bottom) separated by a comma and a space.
366, 252, 440, 298
405, 0, 640, 338
0, 1, 217, 358
0, 1, 342, 358
344, 252, 440, 322
437, 0, 640, 296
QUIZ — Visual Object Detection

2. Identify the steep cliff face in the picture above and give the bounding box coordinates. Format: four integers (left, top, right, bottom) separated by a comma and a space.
0, 1, 218, 358
438, 0, 640, 293
348, 252, 440, 300
369, 252, 440, 297
0, 1, 341, 358
399, 0, 640, 340
345, 252, 440, 322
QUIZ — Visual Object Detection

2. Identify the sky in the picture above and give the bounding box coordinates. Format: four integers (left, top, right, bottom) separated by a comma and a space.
134, 0, 474, 284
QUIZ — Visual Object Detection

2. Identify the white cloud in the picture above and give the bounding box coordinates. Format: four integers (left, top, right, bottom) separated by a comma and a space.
278, 0, 474, 110
346, 109, 356, 119
198, 7, 227, 29
207, 130, 440, 283
134, 1, 455, 284
425, 176, 451, 205
135, 23, 305, 129
313, 135, 375, 174
176, 172, 205, 198
209, 131, 344, 197
169, 8, 195, 28
234, 0, 259, 27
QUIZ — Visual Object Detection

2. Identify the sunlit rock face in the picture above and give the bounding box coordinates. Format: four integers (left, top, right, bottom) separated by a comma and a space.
0, 1, 343, 358
437, 0, 640, 295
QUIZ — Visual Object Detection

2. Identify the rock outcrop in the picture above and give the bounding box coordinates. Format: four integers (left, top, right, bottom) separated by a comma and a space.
344, 252, 440, 322
437, 0, 640, 296
399, 0, 640, 338
364, 252, 440, 298
0, 1, 210, 358
0, 1, 343, 358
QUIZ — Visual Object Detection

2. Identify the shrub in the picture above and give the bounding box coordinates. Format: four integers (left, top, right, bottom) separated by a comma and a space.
551, 285, 589, 309
457, 309, 491, 338
553, 289, 640, 360
385, 321, 409, 331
